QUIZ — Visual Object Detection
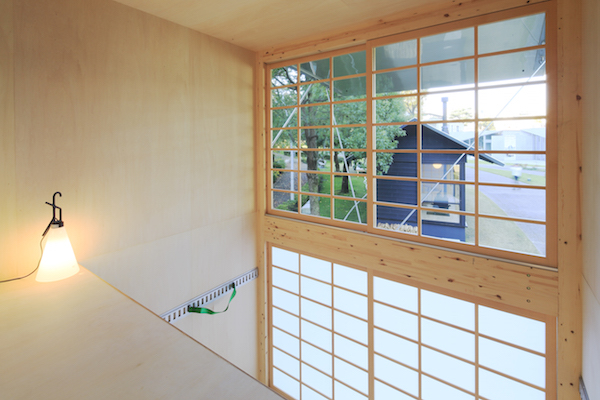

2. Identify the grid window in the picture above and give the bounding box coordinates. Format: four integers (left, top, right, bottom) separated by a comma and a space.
269, 246, 553, 400
267, 9, 554, 265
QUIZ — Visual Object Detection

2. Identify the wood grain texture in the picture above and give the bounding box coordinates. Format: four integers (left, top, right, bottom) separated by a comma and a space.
0, 268, 283, 400
1, 0, 258, 378
581, 0, 600, 396
264, 216, 559, 316
259, 0, 549, 62
555, 0, 584, 397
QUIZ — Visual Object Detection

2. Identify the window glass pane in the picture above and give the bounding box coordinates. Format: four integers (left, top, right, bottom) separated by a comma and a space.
301, 298, 332, 329
272, 247, 299, 272
478, 119, 546, 152
376, 179, 418, 206
334, 101, 367, 125
272, 107, 297, 128
374, 328, 419, 369
300, 58, 330, 82
421, 156, 472, 182
334, 287, 368, 319
301, 255, 331, 283
302, 341, 332, 375
301, 128, 330, 149
272, 87, 297, 107
272, 129, 297, 148
478, 13, 546, 54
334, 174, 367, 199
478, 217, 545, 256
273, 308, 299, 336
374, 39, 417, 70
335, 381, 368, 400
423, 214, 475, 243
273, 369, 300, 400
374, 97, 418, 123
375, 205, 418, 235
334, 357, 369, 395
273, 171, 298, 191
334, 199, 367, 225
374, 355, 419, 396
479, 49, 546, 86
422, 347, 475, 392
333, 51, 366, 77
479, 369, 546, 400
375, 125, 413, 150
421, 290, 475, 330
421, 91, 475, 121
421, 28, 474, 63
273, 192, 299, 213
479, 337, 545, 388
422, 123, 475, 149
273, 348, 300, 379
272, 65, 298, 86
334, 334, 368, 369
478, 305, 546, 353
422, 319, 475, 361
421, 59, 475, 91
272, 150, 297, 170
421, 182, 473, 214
272, 267, 299, 293
334, 76, 367, 101
273, 327, 300, 358
478, 155, 546, 186
301, 104, 330, 126
373, 277, 418, 312
302, 385, 329, 400
301, 151, 330, 172
375, 69, 418, 96
376, 153, 417, 177
374, 380, 416, 400
333, 127, 367, 149
334, 311, 368, 344
479, 186, 545, 221
301, 194, 330, 218
302, 363, 333, 398
302, 276, 332, 306
273, 287, 299, 315
478, 84, 546, 119
422, 375, 475, 400
374, 303, 418, 340
334, 264, 367, 294
302, 175, 330, 195
301, 319, 332, 352
300, 82, 330, 104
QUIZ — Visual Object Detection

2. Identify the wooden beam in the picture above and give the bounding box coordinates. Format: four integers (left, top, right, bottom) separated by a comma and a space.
259, 0, 549, 63
264, 216, 558, 317
555, 0, 584, 397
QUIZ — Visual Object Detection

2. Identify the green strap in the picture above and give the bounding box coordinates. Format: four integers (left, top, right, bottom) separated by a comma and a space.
188, 284, 237, 315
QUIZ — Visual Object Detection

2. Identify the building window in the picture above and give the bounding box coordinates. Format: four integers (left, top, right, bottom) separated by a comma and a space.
268, 246, 555, 400
267, 7, 553, 265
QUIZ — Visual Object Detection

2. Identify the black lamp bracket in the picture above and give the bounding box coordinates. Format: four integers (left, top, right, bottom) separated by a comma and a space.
42, 191, 64, 236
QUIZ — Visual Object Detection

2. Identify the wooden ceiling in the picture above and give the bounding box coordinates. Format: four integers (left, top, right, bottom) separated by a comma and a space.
112, 0, 450, 52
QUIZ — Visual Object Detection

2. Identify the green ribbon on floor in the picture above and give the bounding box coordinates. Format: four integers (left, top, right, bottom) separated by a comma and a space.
187, 284, 237, 315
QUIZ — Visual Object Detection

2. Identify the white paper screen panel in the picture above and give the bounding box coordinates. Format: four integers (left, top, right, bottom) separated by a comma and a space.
268, 246, 552, 400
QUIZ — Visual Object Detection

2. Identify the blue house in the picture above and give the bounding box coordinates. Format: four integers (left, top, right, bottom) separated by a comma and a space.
377, 124, 503, 241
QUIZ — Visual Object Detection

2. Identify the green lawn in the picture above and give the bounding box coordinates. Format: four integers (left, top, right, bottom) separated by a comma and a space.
478, 166, 546, 186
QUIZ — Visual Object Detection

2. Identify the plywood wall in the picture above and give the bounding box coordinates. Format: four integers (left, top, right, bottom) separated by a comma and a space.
0, 0, 258, 377
581, 0, 600, 397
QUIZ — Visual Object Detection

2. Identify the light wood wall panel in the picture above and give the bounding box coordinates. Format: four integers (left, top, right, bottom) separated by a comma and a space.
581, 0, 600, 396
0, 0, 18, 281
1, 0, 258, 378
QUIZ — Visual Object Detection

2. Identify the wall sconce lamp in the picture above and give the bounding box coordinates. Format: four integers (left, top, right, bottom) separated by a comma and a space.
36, 192, 79, 282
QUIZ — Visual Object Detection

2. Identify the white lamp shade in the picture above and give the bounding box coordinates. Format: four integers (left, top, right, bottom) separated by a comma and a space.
36, 224, 80, 282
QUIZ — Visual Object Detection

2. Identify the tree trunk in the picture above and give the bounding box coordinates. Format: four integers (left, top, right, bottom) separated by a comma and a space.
305, 127, 320, 216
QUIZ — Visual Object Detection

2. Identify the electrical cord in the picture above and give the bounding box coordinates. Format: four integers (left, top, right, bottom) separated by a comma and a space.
0, 236, 44, 283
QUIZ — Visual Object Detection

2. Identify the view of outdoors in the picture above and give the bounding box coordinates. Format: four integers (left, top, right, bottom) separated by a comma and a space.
268, 12, 548, 259
270, 247, 550, 400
